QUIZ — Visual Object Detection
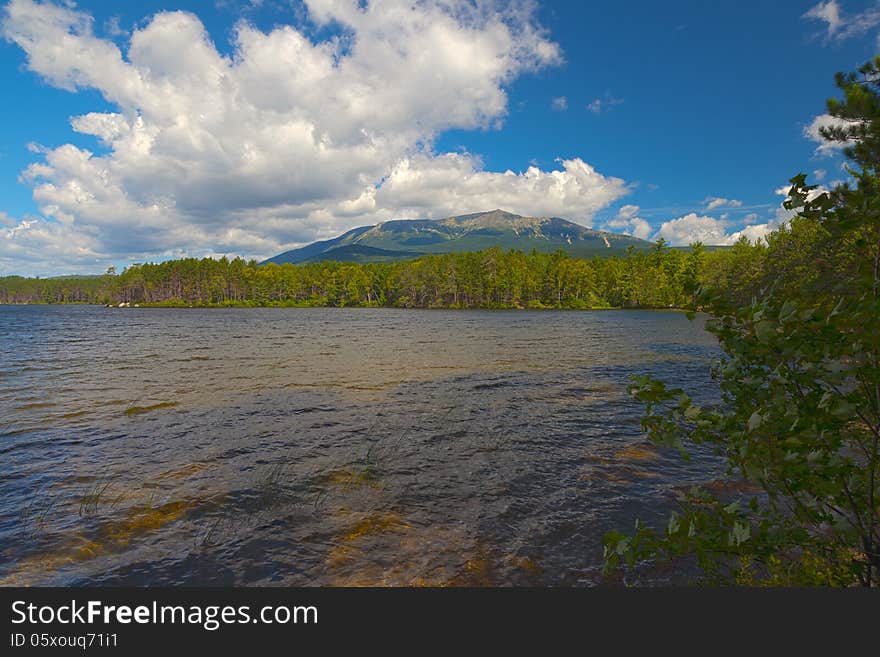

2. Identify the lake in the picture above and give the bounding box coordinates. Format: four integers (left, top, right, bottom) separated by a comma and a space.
0, 306, 724, 586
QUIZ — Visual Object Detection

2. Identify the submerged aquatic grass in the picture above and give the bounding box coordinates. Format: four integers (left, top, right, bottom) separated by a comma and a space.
77, 477, 121, 517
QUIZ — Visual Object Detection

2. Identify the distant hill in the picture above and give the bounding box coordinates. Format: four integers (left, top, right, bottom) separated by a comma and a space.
263, 209, 653, 265
295, 244, 424, 264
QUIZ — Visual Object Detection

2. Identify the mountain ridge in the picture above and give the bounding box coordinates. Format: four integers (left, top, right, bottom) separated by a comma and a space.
263, 209, 652, 264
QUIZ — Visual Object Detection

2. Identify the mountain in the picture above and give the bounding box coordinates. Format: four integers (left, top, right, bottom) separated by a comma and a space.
263, 210, 652, 265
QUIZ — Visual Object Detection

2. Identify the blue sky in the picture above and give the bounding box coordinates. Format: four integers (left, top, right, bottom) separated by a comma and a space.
0, 0, 875, 275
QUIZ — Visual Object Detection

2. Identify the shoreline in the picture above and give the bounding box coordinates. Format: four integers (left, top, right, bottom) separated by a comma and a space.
0, 301, 696, 312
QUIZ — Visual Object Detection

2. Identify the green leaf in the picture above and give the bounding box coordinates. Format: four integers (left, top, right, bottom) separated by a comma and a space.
667, 512, 681, 535
729, 522, 750, 547
747, 411, 763, 432
754, 320, 775, 343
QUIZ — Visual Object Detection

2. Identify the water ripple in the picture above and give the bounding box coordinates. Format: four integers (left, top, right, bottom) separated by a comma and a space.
0, 305, 724, 585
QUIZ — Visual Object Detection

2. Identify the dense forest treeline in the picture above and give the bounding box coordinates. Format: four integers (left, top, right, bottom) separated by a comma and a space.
0, 224, 820, 310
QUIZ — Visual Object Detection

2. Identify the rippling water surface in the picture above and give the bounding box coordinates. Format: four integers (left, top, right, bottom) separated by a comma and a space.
0, 306, 724, 586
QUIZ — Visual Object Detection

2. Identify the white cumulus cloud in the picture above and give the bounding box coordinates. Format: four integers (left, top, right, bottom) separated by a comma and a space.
654, 183, 830, 246
371, 154, 627, 223
0, 0, 631, 274
601, 204, 652, 240
586, 93, 623, 114
804, 113, 855, 155
804, 1, 844, 36
803, 0, 880, 41
653, 213, 735, 246
704, 197, 742, 211
653, 213, 775, 246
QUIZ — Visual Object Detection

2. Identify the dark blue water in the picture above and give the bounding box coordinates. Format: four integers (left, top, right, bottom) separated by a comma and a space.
0, 306, 723, 585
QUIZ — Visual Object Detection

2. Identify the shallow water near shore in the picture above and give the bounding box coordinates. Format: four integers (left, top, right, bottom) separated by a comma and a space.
0, 305, 724, 586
